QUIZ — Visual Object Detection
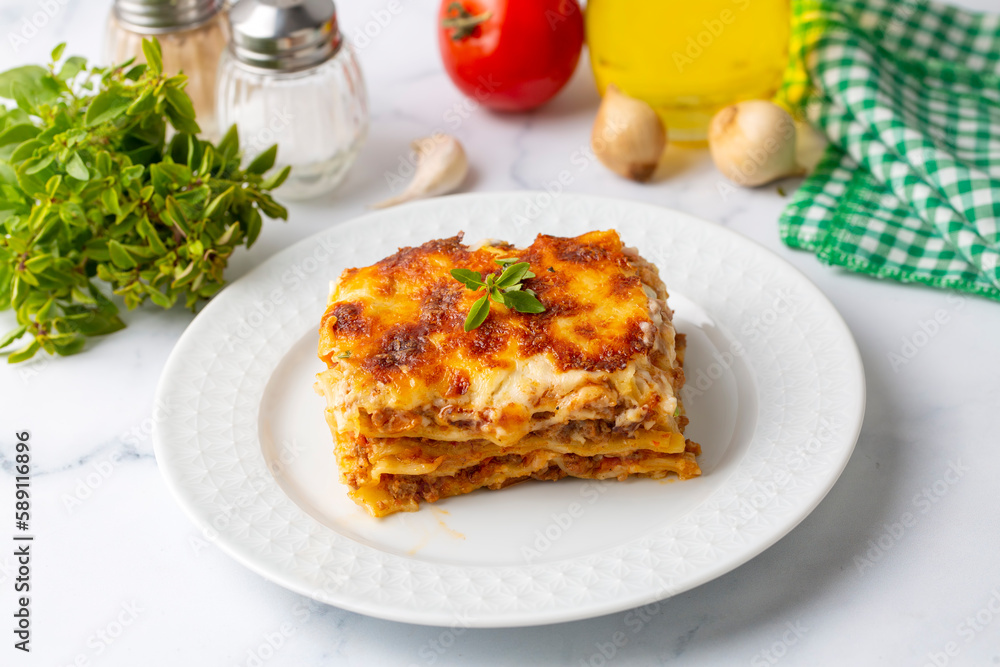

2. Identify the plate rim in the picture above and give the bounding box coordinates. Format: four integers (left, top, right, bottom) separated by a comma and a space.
153, 191, 866, 627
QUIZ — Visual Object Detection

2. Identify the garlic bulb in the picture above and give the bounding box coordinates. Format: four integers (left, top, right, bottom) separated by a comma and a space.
591, 84, 667, 182
708, 100, 804, 187
373, 134, 468, 208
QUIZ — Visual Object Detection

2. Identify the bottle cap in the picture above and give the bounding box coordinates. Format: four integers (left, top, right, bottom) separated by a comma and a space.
113, 0, 223, 33
227, 0, 342, 72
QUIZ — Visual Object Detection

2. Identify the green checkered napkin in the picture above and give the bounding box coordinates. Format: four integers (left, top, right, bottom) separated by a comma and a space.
779, 0, 1000, 300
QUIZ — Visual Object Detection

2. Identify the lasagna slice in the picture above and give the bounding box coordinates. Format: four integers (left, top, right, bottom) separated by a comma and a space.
315, 230, 699, 517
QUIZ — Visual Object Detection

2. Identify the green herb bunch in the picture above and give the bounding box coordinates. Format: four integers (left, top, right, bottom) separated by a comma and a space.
0, 40, 290, 362
450, 257, 545, 331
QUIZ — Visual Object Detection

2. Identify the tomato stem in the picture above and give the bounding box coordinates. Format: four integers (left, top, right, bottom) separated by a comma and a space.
441, 2, 493, 41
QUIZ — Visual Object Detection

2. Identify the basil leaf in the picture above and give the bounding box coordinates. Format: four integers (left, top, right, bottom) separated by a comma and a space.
24, 153, 55, 175
185, 134, 203, 170
503, 289, 545, 313
53, 336, 86, 356
164, 104, 201, 135
464, 294, 490, 332
7, 338, 40, 363
108, 239, 137, 269
66, 152, 89, 181
255, 194, 286, 220
143, 283, 173, 308
489, 286, 507, 307
217, 125, 239, 161
204, 186, 235, 220
58, 56, 87, 82
0, 65, 47, 101
0, 324, 27, 350
141, 38, 162, 75
72, 311, 125, 336
244, 207, 263, 247
495, 261, 530, 288
84, 91, 131, 127
10, 139, 42, 163
171, 261, 196, 288
260, 165, 291, 190
0, 162, 20, 186
0, 123, 40, 148
123, 63, 146, 81
24, 254, 53, 272
164, 86, 196, 120
215, 222, 238, 246
127, 90, 155, 116
150, 163, 192, 194
120, 164, 144, 183
10, 272, 31, 308
101, 187, 121, 215
71, 287, 96, 305
450, 268, 484, 289
35, 297, 55, 320
246, 145, 277, 175
137, 216, 166, 254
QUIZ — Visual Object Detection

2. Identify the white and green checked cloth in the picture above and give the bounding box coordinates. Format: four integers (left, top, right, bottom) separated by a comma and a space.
779, 0, 1000, 301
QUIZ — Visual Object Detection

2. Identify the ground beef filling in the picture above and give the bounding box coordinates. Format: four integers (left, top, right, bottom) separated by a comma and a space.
368, 443, 701, 507
533, 417, 689, 443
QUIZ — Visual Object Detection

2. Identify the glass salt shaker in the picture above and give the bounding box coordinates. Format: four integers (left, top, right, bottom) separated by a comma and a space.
104, 0, 228, 140
216, 0, 368, 200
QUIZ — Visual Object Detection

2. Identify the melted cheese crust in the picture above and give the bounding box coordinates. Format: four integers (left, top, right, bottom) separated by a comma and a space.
317, 230, 683, 445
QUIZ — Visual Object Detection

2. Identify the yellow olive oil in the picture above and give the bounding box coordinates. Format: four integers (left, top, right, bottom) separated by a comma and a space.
586, 0, 790, 145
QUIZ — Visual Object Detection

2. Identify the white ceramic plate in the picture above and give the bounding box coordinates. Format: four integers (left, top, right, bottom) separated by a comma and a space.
153, 193, 865, 627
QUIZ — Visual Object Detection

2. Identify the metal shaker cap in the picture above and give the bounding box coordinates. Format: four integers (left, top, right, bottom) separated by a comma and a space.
227, 0, 343, 73
113, 0, 223, 33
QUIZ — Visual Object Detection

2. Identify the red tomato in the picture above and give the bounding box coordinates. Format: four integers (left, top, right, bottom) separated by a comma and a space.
438, 0, 585, 112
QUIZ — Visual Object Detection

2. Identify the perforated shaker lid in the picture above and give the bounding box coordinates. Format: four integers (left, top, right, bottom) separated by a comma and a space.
227, 0, 343, 72
113, 0, 223, 33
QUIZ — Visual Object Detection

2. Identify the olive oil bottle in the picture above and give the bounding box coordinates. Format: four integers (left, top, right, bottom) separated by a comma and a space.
587, 0, 790, 145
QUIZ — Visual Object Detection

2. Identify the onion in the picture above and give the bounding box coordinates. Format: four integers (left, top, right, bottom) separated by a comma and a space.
591, 84, 667, 182
708, 100, 804, 187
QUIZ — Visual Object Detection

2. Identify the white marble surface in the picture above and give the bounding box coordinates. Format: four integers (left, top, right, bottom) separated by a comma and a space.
1, 0, 999, 665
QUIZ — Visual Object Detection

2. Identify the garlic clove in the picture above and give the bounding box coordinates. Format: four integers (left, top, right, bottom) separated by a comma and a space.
373, 134, 469, 208
592, 84, 667, 182
795, 119, 828, 173
708, 100, 804, 187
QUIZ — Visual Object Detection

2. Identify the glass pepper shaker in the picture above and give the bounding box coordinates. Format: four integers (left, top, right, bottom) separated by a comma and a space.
216, 0, 368, 200
104, 0, 228, 140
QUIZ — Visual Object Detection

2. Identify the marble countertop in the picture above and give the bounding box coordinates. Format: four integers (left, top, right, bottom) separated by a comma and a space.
2, 0, 999, 664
